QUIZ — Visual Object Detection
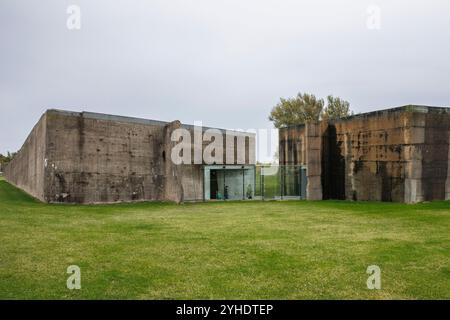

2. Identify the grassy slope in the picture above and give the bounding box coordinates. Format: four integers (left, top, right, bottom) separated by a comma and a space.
0, 178, 449, 299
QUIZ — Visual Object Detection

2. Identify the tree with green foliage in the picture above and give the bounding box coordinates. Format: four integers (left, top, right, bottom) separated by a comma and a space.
0, 154, 7, 166
269, 93, 324, 128
322, 95, 352, 120
0, 152, 15, 171
269, 92, 353, 128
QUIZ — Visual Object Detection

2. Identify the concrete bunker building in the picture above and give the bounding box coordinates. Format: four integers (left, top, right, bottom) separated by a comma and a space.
4, 105, 450, 204
279, 105, 450, 203
4, 109, 256, 204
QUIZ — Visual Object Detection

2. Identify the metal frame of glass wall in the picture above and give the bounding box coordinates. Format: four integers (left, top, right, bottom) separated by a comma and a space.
254, 165, 307, 200
203, 165, 306, 201
203, 165, 256, 201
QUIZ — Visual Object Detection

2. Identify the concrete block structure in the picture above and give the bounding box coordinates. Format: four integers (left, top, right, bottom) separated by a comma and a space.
5, 105, 450, 204
4, 109, 255, 203
279, 106, 450, 203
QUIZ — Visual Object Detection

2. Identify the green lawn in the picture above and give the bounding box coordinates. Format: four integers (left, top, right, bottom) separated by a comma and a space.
0, 177, 449, 299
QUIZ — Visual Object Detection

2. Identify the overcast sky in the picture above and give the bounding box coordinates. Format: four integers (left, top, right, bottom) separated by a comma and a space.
1, 0, 449, 160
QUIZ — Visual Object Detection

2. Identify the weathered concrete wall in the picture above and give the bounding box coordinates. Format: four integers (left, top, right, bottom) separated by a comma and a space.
446, 132, 450, 200
279, 106, 450, 203
420, 110, 450, 201
331, 109, 410, 202
6, 109, 255, 204
279, 123, 323, 200
163, 120, 184, 203
279, 125, 306, 166
179, 164, 204, 201
44, 110, 170, 203
334, 107, 450, 202
4, 113, 47, 201
305, 123, 323, 200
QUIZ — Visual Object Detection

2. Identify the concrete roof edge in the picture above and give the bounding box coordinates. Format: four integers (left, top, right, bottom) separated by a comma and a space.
44, 109, 255, 136
279, 105, 450, 129
330, 105, 450, 123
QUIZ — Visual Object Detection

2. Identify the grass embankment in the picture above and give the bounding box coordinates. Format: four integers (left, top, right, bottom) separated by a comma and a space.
0, 179, 449, 299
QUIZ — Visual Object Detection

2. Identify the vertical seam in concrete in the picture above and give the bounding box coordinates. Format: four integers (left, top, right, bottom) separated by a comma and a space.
42, 112, 48, 202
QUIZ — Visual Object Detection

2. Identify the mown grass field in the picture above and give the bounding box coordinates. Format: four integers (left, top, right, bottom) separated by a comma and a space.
0, 177, 449, 299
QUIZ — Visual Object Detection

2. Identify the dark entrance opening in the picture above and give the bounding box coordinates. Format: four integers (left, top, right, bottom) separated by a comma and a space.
210, 170, 219, 199
322, 124, 346, 200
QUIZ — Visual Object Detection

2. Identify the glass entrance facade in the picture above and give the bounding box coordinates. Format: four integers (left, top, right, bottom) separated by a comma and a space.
203, 165, 256, 200
203, 165, 307, 201
254, 165, 307, 200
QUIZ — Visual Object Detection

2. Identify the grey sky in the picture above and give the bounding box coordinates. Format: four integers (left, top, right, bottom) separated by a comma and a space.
1, 0, 449, 161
